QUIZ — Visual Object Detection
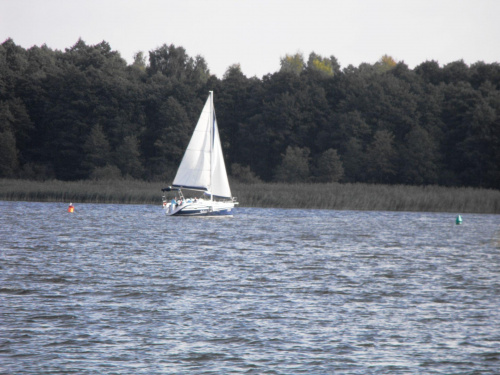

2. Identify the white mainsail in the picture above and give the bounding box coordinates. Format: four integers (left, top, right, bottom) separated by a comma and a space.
172, 92, 232, 199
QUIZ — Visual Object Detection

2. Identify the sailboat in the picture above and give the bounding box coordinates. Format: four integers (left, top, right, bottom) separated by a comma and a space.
162, 91, 237, 216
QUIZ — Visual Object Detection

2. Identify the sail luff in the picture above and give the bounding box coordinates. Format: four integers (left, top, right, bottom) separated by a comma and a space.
210, 91, 214, 202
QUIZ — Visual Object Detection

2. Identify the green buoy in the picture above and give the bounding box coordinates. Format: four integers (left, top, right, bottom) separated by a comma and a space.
456, 215, 462, 225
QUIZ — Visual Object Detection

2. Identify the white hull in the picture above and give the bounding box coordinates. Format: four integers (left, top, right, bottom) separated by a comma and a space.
164, 199, 235, 216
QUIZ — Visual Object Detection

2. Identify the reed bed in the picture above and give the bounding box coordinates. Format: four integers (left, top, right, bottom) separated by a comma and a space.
1, 179, 499, 214
0, 179, 160, 205
233, 182, 500, 214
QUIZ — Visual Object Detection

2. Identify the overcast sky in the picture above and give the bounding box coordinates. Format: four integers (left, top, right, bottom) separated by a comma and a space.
1, 0, 499, 78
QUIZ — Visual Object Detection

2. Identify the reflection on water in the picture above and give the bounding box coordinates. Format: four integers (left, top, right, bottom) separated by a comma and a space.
1, 201, 499, 374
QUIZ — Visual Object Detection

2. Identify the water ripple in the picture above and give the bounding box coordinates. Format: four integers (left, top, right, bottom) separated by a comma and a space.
1, 202, 499, 374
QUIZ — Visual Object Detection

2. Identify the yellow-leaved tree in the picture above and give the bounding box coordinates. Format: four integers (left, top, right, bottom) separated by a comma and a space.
280, 53, 305, 75
376, 54, 397, 72
307, 52, 339, 77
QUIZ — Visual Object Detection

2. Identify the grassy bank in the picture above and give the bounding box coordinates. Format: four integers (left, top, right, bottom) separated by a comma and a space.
236, 182, 500, 213
1, 178, 499, 214
0, 179, 158, 205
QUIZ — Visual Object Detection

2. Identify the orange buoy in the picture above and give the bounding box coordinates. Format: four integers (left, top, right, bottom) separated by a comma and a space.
68, 203, 74, 213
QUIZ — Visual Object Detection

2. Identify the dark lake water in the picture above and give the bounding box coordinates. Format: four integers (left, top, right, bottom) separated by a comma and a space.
1, 201, 499, 374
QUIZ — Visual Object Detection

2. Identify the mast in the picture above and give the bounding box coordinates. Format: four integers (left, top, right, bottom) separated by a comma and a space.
209, 90, 214, 202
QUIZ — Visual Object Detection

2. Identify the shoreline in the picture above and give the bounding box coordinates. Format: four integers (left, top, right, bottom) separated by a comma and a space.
1, 179, 499, 214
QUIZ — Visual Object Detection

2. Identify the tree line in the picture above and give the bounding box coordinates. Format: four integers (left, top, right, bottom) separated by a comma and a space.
1, 38, 499, 189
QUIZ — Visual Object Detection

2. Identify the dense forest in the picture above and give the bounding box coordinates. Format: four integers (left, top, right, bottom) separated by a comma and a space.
1, 38, 499, 189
